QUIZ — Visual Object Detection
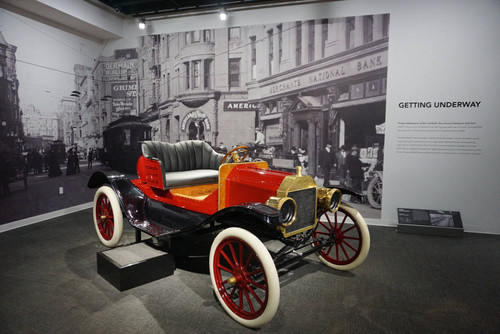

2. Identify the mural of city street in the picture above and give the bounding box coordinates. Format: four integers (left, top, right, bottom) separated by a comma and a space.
0, 11, 389, 224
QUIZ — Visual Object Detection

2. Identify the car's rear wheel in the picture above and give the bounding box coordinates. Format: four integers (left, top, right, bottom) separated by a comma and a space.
209, 227, 279, 328
312, 203, 370, 271
93, 186, 123, 247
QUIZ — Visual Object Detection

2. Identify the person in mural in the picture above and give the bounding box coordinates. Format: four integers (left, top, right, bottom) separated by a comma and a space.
48, 149, 62, 178
298, 148, 309, 175
0, 150, 11, 196
250, 127, 266, 159
66, 148, 76, 175
254, 128, 265, 146
87, 148, 93, 169
73, 148, 80, 173
336, 145, 347, 186
216, 142, 228, 154
345, 145, 370, 196
290, 146, 301, 168
42, 150, 49, 173
318, 143, 337, 187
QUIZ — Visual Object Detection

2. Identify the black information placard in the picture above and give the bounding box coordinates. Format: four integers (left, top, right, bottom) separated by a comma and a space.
397, 208, 463, 237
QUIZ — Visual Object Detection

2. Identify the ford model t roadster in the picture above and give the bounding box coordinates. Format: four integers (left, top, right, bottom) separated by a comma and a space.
88, 140, 370, 328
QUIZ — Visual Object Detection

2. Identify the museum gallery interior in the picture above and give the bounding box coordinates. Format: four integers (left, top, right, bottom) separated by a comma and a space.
0, 0, 499, 333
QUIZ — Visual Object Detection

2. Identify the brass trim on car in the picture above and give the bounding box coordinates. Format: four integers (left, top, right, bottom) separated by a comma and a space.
265, 196, 297, 227
318, 187, 342, 213
275, 168, 318, 238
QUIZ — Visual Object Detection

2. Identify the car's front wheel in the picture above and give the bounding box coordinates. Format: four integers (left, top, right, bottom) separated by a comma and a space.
93, 186, 123, 247
313, 204, 370, 271
209, 227, 280, 328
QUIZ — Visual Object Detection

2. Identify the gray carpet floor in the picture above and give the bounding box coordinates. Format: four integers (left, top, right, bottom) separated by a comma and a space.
0, 208, 499, 334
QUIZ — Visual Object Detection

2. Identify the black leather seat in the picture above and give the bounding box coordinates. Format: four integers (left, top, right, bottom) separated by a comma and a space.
141, 140, 224, 189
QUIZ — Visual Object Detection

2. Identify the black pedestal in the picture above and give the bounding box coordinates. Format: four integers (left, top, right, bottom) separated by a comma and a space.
97, 242, 175, 291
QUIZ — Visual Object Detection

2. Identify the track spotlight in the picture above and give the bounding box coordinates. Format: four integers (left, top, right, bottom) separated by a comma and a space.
219, 8, 227, 21
138, 18, 146, 30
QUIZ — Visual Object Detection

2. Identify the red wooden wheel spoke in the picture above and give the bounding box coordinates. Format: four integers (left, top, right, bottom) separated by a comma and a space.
238, 287, 244, 310
242, 288, 254, 313
228, 242, 239, 267
318, 220, 331, 231
218, 263, 234, 275
247, 268, 263, 277
248, 279, 266, 291
247, 286, 265, 307
341, 240, 358, 253
243, 251, 255, 271
343, 235, 360, 241
221, 249, 236, 271
324, 244, 334, 258
341, 224, 356, 234
338, 214, 348, 230
239, 243, 245, 269
339, 242, 350, 260
229, 285, 238, 299
324, 213, 335, 230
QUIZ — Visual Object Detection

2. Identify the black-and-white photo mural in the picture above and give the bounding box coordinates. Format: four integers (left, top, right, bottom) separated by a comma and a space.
0, 10, 389, 224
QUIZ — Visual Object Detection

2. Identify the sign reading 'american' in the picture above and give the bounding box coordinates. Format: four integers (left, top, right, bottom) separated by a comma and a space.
223, 101, 261, 111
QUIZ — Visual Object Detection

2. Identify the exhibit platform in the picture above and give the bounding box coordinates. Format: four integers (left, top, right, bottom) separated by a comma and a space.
97, 241, 175, 291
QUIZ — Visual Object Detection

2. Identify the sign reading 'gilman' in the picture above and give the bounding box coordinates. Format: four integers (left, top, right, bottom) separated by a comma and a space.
223, 101, 261, 111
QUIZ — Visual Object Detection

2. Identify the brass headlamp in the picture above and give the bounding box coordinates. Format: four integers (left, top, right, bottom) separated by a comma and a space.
266, 196, 297, 227
317, 187, 342, 213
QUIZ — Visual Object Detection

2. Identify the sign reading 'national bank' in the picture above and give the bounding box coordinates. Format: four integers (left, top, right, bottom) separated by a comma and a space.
260, 50, 388, 99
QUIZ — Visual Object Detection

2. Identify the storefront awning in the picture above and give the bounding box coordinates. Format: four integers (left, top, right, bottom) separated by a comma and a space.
297, 96, 322, 108
332, 95, 386, 109
260, 113, 282, 121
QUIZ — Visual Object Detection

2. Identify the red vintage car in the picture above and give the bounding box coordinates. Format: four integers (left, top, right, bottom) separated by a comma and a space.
88, 140, 370, 328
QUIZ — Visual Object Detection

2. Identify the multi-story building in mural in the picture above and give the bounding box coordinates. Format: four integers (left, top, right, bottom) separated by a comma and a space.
95, 48, 139, 124
72, 63, 98, 151
21, 104, 61, 149
137, 27, 257, 146
0, 31, 22, 151
59, 97, 78, 147
247, 15, 389, 175
70, 48, 139, 154
134, 14, 389, 176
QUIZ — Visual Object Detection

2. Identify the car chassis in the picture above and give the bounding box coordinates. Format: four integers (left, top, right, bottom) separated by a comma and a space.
88, 140, 370, 328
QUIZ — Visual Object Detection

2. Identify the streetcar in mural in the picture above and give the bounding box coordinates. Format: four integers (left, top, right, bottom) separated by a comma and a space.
88, 140, 370, 328
101, 115, 151, 173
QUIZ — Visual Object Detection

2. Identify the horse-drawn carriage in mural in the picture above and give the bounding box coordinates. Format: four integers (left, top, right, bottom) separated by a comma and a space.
88, 140, 370, 328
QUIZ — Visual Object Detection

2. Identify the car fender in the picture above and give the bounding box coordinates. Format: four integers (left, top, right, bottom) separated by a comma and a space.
208, 203, 282, 237
88, 171, 147, 224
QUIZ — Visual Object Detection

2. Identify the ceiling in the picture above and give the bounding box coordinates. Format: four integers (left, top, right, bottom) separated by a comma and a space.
97, 0, 309, 17
0, 0, 326, 41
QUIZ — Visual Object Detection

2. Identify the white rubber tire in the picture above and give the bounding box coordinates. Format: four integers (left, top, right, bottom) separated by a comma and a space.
209, 227, 280, 328
316, 203, 370, 271
93, 186, 123, 247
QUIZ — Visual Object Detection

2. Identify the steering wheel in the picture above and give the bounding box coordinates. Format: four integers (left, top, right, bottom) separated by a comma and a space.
222, 146, 250, 164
